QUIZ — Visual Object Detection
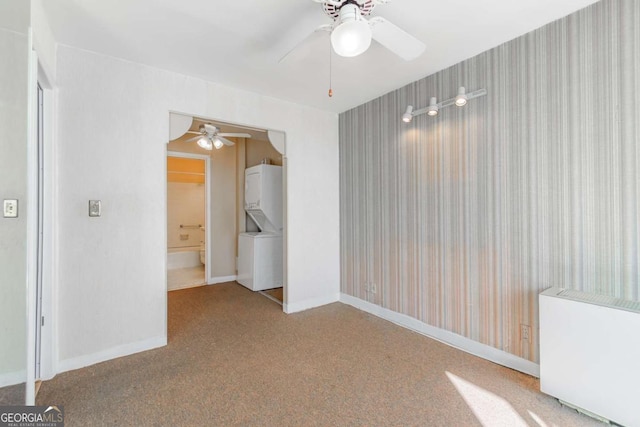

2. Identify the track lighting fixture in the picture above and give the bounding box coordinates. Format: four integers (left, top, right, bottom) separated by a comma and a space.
426, 97, 439, 116
402, 106, 414, 123
401, 86, 487, 122
455, 87, 468, 107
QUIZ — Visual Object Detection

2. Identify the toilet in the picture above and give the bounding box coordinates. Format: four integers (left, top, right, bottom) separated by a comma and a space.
199, 242, 205, 265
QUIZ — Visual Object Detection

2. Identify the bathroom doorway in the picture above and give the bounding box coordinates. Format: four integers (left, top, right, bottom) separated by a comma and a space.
166, 152, 209, 291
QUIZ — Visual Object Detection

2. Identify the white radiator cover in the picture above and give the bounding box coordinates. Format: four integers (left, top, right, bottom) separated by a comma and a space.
539, 287, 640, 426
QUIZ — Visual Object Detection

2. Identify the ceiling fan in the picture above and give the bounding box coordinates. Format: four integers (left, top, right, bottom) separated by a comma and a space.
184, 124, 251, 150
281, 0, 426, 62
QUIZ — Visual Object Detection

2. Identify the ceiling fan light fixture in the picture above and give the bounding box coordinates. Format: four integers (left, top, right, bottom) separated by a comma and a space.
455, 87, 468, 107
213, 137, 224, 150
331, 4, 372, 57
197, 136, 213, 150
402, 105, 414, 123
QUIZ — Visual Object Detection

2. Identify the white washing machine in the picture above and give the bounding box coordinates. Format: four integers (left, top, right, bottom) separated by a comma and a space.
237, 232, 283, 291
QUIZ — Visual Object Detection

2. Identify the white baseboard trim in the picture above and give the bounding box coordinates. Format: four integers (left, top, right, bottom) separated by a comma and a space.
284, 293, 340, 314
0, 369, 26, 388
340, 293, 540, 378
207, 275, 237, 285
56, 335, 167, 375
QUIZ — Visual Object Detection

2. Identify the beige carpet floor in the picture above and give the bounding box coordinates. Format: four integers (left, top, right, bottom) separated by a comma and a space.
0, 383, 24, 405
36, 283, 601, 426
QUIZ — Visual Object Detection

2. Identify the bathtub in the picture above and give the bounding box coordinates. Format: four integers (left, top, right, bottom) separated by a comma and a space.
167, 246, 201, 270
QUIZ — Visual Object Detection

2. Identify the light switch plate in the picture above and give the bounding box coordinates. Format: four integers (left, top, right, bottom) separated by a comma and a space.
3, 199, 18, 218
89, 200, 101, 217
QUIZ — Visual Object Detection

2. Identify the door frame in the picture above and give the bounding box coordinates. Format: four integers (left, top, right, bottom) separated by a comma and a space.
25, 39, 38, 407
166, 151, 211, 287
26, 36, 58, 405
33, 69, 56, 383
37, 64, 57, 384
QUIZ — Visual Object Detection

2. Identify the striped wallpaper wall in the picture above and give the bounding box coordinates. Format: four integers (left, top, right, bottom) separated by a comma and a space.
339, 0, 640, 363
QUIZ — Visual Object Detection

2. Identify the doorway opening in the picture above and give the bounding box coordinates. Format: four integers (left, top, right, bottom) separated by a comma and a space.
167, 114, 286, 306
166, 153, 209, 291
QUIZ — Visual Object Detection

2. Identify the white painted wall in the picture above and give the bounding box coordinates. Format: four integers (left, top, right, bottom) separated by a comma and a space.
54, 45, 340, 371
246, 139, 282, 168
209, 142, 238, 279
0, 0, 29, 34
31, 0, 56, 84
0, 10, 29, 387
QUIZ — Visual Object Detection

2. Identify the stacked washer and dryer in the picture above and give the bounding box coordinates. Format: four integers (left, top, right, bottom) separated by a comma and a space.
237, 164, 283, 291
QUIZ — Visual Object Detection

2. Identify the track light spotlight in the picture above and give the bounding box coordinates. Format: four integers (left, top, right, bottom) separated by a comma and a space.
455, 87, 468, 107
402, 105, 414, 123
427, 97, 439, 116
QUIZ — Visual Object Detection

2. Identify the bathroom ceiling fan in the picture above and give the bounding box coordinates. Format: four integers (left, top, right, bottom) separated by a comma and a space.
281, 0, 426, 62
184, 124, 251, 150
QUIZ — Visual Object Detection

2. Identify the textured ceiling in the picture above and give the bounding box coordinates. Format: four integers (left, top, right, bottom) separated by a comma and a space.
42, 0, 600, 113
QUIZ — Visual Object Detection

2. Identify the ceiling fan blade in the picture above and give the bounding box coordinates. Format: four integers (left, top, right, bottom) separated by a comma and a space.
369, 17, 426, 61
278, 24, 332, 63
218, 133, 252, 138
218, 136, 235, 146
311, 0, 342, 5
183, 135, 202, 143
